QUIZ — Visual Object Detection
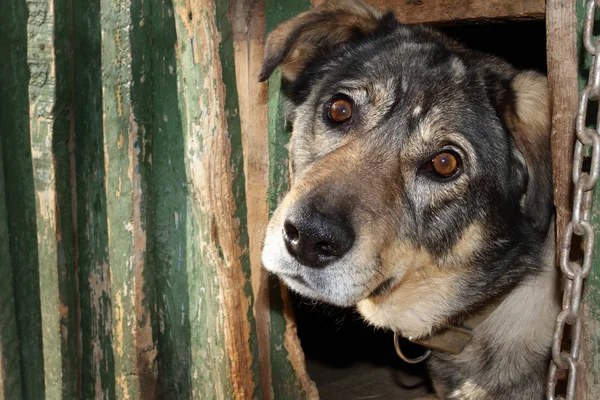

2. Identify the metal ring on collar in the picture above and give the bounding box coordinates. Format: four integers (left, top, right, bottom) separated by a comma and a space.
393, 331, 431, 364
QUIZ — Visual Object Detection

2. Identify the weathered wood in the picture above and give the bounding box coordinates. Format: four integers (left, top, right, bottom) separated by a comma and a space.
100, 0, 158, 398
546, 2, 578, 264
27, 0, 80, 397
162, 0, 262, 398
53, 0, 81, 395
149, 0, 193, 396
230, 0, 274, 399
312, 0, 545, 24
0, 0, 46, 398
0, 133, 23, 400
72, 0, 115, 396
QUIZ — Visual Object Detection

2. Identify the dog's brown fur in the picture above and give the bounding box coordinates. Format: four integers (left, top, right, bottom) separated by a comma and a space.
260, 1, 559, 398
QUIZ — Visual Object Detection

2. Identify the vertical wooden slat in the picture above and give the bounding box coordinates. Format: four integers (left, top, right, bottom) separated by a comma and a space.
230, 0, 275, 398
27, 0, 80, 396
546, 0, 578, 264
150, 0, 193, 396
0, 138, 24, 400
100, 0, 158, 397
73, 0, 116, 395
0, 0, 46, 398
53, 0, 81, 394
153, 0, 263, 397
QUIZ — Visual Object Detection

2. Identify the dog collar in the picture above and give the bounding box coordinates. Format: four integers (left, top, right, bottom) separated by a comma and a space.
393, 298, 503, 363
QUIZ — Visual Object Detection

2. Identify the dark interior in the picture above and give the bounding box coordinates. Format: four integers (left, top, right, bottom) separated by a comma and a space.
293, 20, 547, 400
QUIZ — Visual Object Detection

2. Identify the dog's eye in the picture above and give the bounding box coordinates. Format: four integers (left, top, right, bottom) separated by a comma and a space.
423, 151, 460, 178
327, 96, 353, 123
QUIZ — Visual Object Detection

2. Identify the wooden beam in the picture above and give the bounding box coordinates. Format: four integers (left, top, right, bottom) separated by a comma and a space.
0, 126, 23, 400
230, 0, 275, 398
72, 0, 116, 395
100, 0, 159, 397
312, 0, 545, 24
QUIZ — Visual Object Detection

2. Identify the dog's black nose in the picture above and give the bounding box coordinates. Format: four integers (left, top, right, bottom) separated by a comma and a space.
282, 207, 354, 268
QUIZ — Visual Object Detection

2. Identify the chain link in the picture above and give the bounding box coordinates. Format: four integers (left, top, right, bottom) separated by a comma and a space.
547, 1, 600, 397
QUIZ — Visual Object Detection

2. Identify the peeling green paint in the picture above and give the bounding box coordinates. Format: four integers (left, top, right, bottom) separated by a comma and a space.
0, 0, 46, 398
0, 127, 23, 400
1, 0, 318, 398
72, 0, 116, 395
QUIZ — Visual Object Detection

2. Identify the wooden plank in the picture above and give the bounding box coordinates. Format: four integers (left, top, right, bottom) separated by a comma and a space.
52, 0, 81, 395
312, 0, 545, 24
26, 0, 81, 397
156, 0, 262, 398
230, 0, 274, 398
100, 0, 158, 397
0, 130, 23, 400
150, 0, 193, 396
72, 0, 116, 396
546, 2, 578, 265
0, 0, 46, 398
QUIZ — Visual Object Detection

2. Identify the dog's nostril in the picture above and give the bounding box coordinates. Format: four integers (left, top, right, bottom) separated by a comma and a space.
283, 220, 300, 242
316, 241, 336, 256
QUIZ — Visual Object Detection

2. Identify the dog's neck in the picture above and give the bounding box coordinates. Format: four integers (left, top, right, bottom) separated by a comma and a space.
427, 224, 561, 399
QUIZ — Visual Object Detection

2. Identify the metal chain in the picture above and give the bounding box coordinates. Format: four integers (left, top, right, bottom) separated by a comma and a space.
547, 1, 600, 398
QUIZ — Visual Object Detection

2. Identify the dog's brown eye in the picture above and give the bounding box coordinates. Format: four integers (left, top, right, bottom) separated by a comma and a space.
431, 152, 459, 177
328, 98, 352, 122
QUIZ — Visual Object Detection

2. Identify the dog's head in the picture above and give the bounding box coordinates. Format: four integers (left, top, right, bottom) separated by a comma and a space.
260, 0, 552, 339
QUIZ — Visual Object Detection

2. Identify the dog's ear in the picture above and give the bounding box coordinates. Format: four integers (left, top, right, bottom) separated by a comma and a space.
259, 0, 389, 82
505, 71, 553, 233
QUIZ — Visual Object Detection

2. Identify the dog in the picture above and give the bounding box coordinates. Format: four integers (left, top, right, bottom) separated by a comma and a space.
259, 1, 560, 398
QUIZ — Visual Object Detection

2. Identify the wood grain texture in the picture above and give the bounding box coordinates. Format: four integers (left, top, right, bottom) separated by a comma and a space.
167, 0, 262, 398
230, 0, 274, 399
26, 0, 78, 397
0, 0, 46, 398
312, 0, 545, 24
72, 0, 116, 396
0, 129, 23, 400
546, 1, 578, 259
100, 0, 159, 397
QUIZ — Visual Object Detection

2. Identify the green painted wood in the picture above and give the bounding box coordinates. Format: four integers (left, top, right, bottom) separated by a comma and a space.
72, 0, 115, 396
0, 0, 46, 398
0, 132, 24, 400
26, 0, 79, 397
99, 0, 158, 397
264, 1, 318, 399
158, 0, 262, 398
0, 0, 322, 398
149, 0, 193, 397
52, 0, 81, 396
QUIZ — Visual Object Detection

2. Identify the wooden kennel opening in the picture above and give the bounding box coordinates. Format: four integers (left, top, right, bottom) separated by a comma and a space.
0, 0, 597, 399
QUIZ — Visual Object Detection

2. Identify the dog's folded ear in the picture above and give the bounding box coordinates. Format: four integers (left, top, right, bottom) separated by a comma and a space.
506, 71, 554, 233
259, 0, 391, 83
